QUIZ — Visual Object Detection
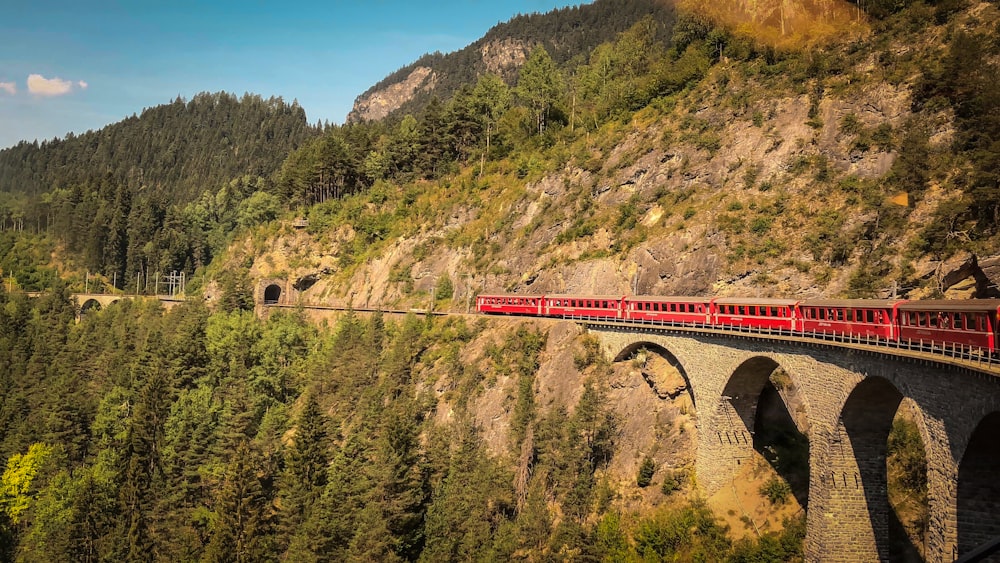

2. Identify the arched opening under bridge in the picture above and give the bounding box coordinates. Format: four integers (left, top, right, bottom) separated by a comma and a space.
958, 411, 1000, 558
721, 357, 810, 513
835, 377, 929, 561
80, 299, 102, 314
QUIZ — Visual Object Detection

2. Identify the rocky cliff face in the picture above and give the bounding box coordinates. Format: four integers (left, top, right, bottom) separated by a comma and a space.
346, 37, 532, 123
480, 38, 530, 77
347, 66, 436, 123
237, 2, 1000, 311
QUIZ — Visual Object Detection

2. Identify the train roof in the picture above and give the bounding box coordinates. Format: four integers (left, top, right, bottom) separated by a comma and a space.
897, 299, 1000, 312
800, 299, 904, 308
545, 294, 625, 300
478, 293, 546, 298
631, 295, 713, 302
713, 297, 800, 306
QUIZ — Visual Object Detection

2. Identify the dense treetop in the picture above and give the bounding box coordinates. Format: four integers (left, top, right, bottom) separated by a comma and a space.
0, 92, 314, 202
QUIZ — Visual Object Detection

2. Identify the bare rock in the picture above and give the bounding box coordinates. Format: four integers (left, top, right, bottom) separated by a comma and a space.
347, 67, 435, 123
480, 38, 529, 76
977, 255, 1000, 298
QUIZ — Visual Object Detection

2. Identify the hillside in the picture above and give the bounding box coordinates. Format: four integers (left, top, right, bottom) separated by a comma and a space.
226, 0, 1000, 313
346, 0, 677, 122
0, 93, 316, 288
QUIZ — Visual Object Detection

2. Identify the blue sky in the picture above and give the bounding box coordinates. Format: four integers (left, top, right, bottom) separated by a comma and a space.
0, 0, 585, 149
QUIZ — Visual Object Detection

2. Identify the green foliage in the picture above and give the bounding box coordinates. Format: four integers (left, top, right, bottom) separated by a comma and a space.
634, 501, 731, 560
636, 456, 656, 487
435, 274, 454, 300
0, 443, 55, 524
728, 515, 805, 562
887, 417, 927, 496
760, 477, 792, 506
661, 470, 683, 495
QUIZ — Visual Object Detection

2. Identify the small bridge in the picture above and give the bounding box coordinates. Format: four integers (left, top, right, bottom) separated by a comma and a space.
24, 292, 185, 315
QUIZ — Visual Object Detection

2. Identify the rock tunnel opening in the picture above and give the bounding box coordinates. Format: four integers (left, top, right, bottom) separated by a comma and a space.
263, 284, 282, 305
958, 411, 1000, 558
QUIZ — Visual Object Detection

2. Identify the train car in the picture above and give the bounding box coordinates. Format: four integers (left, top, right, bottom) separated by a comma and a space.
713, 298, 799, 332
476, 294, 545, 316
624, 296, 713, 326
798, 299, 903, 341
896, 300, 1000, 353
542, 294, 624, 320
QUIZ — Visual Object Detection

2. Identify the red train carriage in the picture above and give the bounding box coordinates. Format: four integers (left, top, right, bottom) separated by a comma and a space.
543, 294, 624, 320
798, 299, 903, 341
712, 298, 799, 332
624, 296, 713, 326
897, 300, 1000, 354
477, 294, 545, 316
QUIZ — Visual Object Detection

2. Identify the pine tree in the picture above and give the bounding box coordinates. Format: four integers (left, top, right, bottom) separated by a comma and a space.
279, 394, 329, 548
203, 442, 271, 563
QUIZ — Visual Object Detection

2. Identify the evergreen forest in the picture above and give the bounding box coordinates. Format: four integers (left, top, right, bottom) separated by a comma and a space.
0, 293, 805, 561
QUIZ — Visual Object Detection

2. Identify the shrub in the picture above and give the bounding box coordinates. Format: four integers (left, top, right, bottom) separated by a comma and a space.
637, 456, 656, 487
661, 470, 683, 495
761, 477, 792, 505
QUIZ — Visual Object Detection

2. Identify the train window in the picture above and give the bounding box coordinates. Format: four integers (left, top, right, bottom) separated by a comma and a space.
954, 314, 965, 329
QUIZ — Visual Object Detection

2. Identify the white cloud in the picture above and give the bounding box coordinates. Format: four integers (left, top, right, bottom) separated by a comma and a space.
0, 82, 15, 95
78, 80, 88, 89
27, 74, 81, 96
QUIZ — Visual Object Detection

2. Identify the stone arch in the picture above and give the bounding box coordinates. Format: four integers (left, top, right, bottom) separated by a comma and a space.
828, 376, 933, 561
80, 298, 102, 314
957, 411, 1000, 557
263, 284, 282, 305
719, 356, 810, 506
613, 341, 695, 408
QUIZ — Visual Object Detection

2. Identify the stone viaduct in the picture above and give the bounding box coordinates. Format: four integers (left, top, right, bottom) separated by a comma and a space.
25, 292, 186, 316
592, 324, 1000, 563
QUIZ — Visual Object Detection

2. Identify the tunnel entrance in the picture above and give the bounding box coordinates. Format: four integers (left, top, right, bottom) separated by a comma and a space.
263, 284, 282, 305
958, 411, 1000, 558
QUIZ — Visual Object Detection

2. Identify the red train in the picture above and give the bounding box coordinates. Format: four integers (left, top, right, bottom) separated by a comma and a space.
476, 294, 1000, 359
